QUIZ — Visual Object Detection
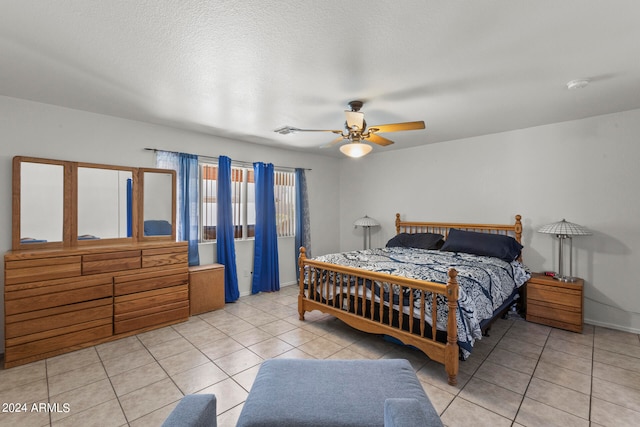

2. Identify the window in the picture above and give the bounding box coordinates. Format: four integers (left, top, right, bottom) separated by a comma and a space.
200, 163, 295, 241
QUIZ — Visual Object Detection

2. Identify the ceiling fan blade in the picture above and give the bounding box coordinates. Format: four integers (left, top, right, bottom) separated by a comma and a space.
275, 126, 343, 135
366, 133, 395, 146
367, 121, 425, 133
345, 111, 364, 129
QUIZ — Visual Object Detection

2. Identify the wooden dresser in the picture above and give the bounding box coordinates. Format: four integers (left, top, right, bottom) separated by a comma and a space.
4, 241, 189, 368
525, 272, 584, 333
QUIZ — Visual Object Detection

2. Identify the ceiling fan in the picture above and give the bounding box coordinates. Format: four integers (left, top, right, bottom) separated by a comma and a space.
274, 100, 425, 158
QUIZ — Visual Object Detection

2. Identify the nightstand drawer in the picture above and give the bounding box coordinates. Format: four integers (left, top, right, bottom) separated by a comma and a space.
527, 283, 581, 308
527, 300, 581, 325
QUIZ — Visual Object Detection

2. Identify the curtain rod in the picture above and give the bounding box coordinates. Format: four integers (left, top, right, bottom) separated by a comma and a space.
144, 148, 311, 171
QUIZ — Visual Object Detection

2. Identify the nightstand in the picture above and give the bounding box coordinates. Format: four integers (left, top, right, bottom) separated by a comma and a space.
525, 273, 584, 333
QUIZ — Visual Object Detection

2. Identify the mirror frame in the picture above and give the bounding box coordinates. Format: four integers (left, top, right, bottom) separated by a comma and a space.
12, 156, 73, 250
11, 156, 177, 251
138, 168, 177, 242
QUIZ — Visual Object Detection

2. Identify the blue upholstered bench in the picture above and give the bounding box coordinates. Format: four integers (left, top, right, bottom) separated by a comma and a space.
237, 358, 443, 427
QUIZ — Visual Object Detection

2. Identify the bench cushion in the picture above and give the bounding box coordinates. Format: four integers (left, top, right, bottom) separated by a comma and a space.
236, 359, 442, 427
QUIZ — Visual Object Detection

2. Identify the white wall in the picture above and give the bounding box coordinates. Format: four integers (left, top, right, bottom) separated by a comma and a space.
0, 95, 342, 353
339, 108, 640, 334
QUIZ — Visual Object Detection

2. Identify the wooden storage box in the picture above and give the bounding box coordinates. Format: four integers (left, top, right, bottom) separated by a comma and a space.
189, 264, 225, 315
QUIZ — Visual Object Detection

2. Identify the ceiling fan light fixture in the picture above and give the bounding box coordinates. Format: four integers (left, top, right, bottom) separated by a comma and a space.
340, 142, 372, 158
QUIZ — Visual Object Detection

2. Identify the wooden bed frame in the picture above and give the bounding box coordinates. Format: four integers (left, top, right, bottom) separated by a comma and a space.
298, 214, 523, 386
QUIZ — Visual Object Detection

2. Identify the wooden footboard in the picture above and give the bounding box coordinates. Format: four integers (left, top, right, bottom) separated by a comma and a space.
298, 247, 460, 386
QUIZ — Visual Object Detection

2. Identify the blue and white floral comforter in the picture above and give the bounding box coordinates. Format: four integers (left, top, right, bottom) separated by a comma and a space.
311, 247, 530, 358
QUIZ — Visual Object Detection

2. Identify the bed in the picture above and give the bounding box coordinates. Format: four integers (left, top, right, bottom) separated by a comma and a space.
297, 214, 529, 386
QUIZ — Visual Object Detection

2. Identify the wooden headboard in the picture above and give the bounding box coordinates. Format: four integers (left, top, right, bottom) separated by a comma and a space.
395, 213, 523, 244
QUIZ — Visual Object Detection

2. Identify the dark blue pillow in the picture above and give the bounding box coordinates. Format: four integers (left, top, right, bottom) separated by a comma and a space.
440, 228, 522, 262
386, 232, 444, 250
144, 220, 172, 236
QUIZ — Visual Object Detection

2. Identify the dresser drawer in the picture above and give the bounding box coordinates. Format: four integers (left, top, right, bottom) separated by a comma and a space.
114, 267, 188, 296
5, 256, 82, 285
83, 250, 141, 275
114, 284, 189, 334
4, 276, 113, 316
142, 246, 188, 268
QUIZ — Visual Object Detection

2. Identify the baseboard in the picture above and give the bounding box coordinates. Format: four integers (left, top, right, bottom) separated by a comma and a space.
584, 318, 640, 335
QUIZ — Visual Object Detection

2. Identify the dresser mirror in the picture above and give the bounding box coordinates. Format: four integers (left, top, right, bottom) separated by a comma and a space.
140, 169, 176, 240
12, 156, 176, 250
77, 165, 135, 243
14, 158, 67, 249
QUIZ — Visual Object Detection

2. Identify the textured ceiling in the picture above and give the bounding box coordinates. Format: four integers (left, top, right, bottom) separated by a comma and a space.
2, 1, 639, 156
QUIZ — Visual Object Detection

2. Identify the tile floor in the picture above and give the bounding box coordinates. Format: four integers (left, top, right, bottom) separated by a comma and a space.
1, 284, 639, 427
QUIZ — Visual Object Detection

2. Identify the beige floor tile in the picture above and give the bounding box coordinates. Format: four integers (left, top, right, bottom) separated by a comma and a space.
232, 364, 261, 392
102, 347, 155, 377
257, 319, 299, 336
590, 397, 640, 427
199, 336, 245, 360
49, 378, 116, 422
276, 328, 319, 347
51, 398, 126, 427
47, 362, 107, 397
459, 377, 523, 419
441, 397, 512, 427
495, 335, 544, 359
485, 347, 537, 375
216, 403, 244, 427
273, 348, 316, 359
474, 360, 531, 395
247, 337, 294, 359
515, 397, 589, 427
242, 311, 279, 327
505, 326, 549, 347
549, 327, 594, 347
46, 347, 100, 377
420, 381, 455, 415
525, 377, 590, 419
180, 326, 227, 349
145, 336, 197, 360
594, 346, 640, 373
0, 378, 48, 405
0, 407, 50, 427
118, 378, 183, 422
540, 346, 592, 375
171, 361, 229, 394
534, 360, 591, 395
129, 401, 179, 427
415, 360, 470, 395
545, 335, 594, 360
592, 361, 640, 391
346, 336, 396, 359
213, 348, 263, 376
136, 325, 182, 348
326, 347, 371, 360
297, 336, 345, 359
196, 378, 248, 415
158, 348, 209, 376
110, 362, 168, 397
0, 360, 46, 393
594, 326, 640, 346
96, 336, 144, 360
171, 317, 214, 335
594, 336, 640, 359
215, 318, 255, 335
592, 377, 640, 413
231, 328, 273, 347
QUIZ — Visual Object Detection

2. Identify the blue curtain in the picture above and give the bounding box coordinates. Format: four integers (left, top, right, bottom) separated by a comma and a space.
156, 151, 200, 266
295, 168, 311, 279
252, 162, 280, 293
217, 156, 240, 302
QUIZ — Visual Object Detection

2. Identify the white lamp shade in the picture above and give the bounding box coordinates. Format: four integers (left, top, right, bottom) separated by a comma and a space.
340, 142, 372, 158
538, 219, 591, 236
354, 215, 379, 227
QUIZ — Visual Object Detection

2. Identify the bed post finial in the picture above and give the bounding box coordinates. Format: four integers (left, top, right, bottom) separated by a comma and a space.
514, 215, 522, 243
395, 213, 401, 234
